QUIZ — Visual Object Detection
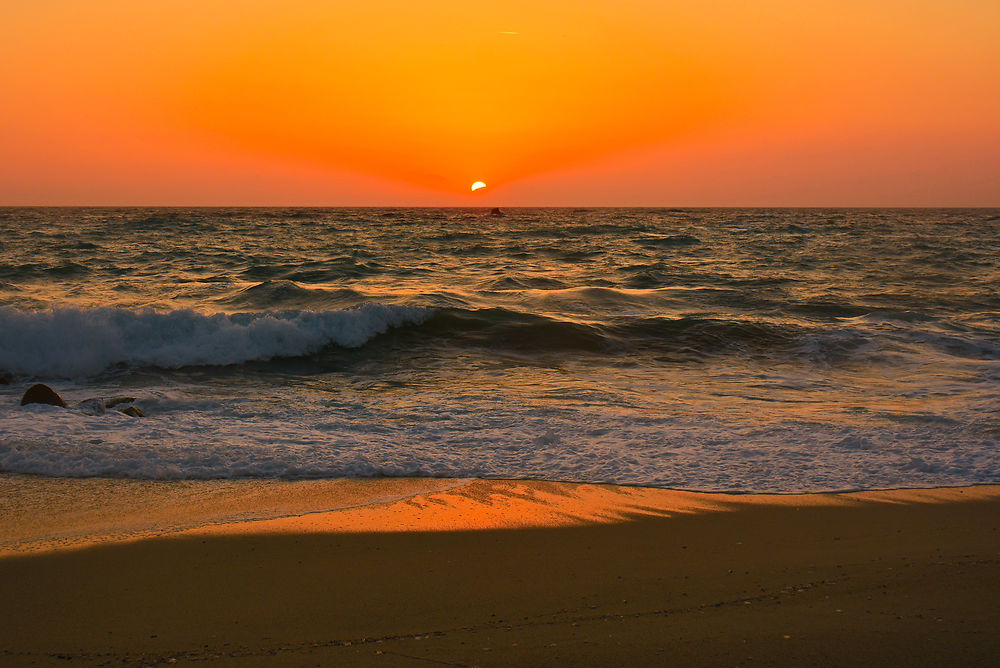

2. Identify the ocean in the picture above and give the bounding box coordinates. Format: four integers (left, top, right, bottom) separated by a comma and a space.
1, 207, 998, 492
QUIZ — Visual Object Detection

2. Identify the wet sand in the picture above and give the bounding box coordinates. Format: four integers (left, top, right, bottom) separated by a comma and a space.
1, 478, 998, 666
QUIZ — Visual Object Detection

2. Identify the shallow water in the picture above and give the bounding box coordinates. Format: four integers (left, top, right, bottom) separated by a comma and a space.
2, 207, 998, 491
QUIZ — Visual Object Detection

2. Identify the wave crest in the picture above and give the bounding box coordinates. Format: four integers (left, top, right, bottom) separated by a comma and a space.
0, 304, 431, 378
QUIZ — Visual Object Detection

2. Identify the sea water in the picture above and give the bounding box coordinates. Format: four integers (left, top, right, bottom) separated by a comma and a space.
1, 208, 998, 492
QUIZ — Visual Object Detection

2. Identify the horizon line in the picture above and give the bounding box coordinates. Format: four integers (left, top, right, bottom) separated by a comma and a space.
2, 204, 998, 209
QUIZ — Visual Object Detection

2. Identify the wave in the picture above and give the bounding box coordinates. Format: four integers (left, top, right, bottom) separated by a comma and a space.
613, 315, 797, 352
419, 308, 607, 353
414, 309, 996, 364
480, 275, 572, 291
0, 304, 430, 378
216, 280, 366, 310
3, 301, 991, 379
240, 256, 384, 282
408, 309, 815, 358
637, 233, 702, 248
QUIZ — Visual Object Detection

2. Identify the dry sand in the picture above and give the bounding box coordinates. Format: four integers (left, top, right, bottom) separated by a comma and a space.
1, 478, 998, 666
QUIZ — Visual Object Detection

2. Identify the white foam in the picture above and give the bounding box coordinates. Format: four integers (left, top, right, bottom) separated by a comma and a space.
2, 391, 998, 492
0, 305, 431, 378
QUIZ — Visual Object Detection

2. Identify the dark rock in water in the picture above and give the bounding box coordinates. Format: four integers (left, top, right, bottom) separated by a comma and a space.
77, 396, 138, 415
75, 395, 142, 415
0, 371, 12, 385
105, 396, 137, 408
21, 384, 67, 408
490, 207, 504, 217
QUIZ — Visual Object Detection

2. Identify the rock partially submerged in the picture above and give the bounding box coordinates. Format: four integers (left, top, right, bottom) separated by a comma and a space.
20, 383, 67, 408
490, 207, 504, 217
0, 371, 12, 385
19, 384, 143, 416
79, 396, 144, 417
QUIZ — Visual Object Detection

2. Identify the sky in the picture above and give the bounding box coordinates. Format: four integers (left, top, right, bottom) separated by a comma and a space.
1, 0, 998, 206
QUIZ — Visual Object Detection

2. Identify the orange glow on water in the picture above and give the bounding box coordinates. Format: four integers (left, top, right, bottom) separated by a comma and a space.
0, 1, 997, 205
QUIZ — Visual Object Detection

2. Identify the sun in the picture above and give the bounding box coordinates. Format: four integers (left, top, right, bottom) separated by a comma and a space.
471, 181, 486, 192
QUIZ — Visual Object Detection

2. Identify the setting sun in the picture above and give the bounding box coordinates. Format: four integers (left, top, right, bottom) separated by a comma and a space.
471, 181, 486, 192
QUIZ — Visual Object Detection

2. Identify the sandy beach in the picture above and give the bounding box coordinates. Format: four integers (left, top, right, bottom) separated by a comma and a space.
1, 477, 998, 666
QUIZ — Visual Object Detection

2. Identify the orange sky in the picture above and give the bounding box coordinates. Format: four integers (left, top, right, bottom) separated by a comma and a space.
1, 0, 997, 205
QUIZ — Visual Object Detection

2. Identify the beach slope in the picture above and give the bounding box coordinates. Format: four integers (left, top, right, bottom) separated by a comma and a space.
1, 479, 998, 666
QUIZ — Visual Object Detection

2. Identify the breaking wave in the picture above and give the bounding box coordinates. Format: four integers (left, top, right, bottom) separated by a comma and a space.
0, 304, 431, 378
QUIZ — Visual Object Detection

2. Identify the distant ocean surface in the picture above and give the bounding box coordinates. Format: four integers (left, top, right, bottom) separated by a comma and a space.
2, 208, 999, 492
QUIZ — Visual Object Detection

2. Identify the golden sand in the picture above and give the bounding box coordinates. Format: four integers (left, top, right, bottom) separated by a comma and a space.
1, 477, 998, 665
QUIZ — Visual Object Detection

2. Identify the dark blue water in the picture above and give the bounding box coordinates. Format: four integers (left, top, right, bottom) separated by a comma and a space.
1, 208, 998, 491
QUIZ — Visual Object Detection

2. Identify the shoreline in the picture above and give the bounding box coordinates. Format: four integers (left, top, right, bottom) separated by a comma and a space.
2, 473, 999, 554
2, 477, 999, 665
